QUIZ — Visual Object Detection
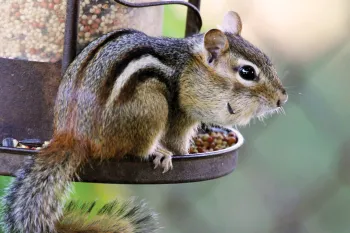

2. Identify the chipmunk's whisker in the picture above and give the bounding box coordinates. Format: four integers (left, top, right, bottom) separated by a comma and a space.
280, 107, 286, 115
284, 86, 297, 89
281, 70, 290, 80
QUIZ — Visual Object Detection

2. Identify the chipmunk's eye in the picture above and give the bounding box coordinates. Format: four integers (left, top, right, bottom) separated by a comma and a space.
238, 65, 256, 81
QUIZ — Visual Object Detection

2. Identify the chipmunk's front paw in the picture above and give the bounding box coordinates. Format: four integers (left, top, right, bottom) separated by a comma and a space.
153, 147, 173, 173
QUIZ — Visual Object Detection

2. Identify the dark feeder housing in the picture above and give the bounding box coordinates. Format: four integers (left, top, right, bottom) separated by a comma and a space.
0, 0, 243, 184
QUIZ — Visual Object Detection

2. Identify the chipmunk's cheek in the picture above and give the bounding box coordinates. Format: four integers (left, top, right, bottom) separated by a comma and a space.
244, 103, 259, 121
226, 100, 258, 126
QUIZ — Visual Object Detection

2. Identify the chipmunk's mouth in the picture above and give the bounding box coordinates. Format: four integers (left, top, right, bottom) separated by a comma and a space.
227, 102, 235, 114
255, 104, 269, 116
255, 104, 282, 119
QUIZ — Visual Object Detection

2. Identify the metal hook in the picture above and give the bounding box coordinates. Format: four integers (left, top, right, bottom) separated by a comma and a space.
113, 0, 202, 36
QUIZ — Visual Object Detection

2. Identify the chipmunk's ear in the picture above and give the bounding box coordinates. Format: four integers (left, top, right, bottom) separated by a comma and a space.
219, 11, 242, 35
204, 29, 229, 63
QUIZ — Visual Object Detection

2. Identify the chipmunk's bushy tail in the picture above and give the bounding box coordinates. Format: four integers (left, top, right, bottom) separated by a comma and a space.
1, 134, 158, 233
57, 199, 159, 233
1, 134, 88, 233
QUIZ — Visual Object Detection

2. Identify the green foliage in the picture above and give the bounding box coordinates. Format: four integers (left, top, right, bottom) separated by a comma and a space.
162, 5, 186, 38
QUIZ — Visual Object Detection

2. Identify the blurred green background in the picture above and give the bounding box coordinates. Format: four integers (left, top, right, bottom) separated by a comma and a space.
1, 0, 350, 232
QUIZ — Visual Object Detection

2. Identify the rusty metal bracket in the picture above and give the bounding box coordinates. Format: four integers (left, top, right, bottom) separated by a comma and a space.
62, 0, 80, 75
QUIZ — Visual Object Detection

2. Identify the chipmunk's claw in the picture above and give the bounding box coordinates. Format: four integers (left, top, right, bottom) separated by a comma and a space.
161, 156, 173, 173
153, 147, 173, 173
153, 156, 161, 169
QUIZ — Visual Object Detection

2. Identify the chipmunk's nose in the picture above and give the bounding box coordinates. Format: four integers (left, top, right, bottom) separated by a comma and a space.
276, 89, 288, 107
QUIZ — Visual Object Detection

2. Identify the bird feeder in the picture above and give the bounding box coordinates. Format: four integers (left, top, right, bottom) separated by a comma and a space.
0, 0, 243, 184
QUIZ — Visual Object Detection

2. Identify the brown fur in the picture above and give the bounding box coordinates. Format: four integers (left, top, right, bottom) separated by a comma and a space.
40, 133, 92, 164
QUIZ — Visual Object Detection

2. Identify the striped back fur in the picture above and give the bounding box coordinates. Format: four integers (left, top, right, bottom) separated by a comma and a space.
54, 29, 196, 137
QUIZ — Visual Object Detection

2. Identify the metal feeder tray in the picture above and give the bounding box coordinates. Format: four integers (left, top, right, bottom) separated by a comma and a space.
0, 128, 243, 184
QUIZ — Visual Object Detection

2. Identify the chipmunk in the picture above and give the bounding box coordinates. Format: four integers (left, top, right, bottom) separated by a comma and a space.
1, 11, 287, 233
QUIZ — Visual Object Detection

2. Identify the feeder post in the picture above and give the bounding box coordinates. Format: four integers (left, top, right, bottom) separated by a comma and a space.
185, 0, 201, 37
62, 0, 80, 75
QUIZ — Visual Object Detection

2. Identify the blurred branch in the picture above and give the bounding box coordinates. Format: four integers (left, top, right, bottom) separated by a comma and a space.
270, 139, 350, 233
163, 187, 218, 233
